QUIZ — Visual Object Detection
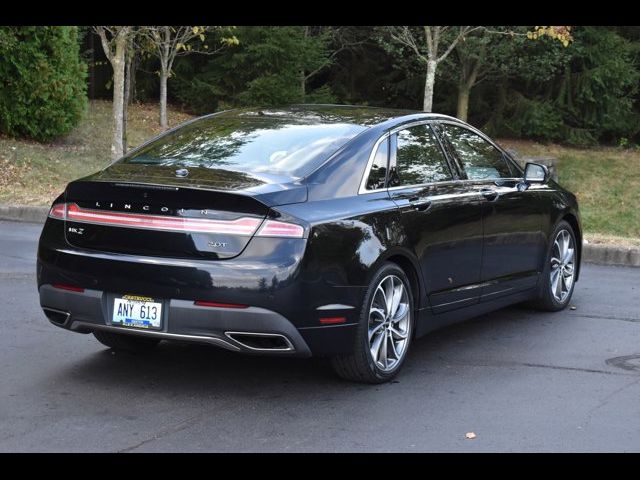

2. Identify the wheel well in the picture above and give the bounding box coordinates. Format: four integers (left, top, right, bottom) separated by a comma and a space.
562, 213, 582, 280
386, 254, 421, 310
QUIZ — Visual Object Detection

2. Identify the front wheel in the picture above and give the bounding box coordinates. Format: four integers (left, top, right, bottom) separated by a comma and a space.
330, 262, 414, 383
530, 220, 578, 311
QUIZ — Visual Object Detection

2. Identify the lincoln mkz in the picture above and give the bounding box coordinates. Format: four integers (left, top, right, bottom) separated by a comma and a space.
37, 106, 581, 383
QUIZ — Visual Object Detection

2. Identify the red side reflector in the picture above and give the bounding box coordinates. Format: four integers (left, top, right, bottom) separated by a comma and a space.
52, 283, 85, 293
194, 300, 249, 309
319, 316, 347, 325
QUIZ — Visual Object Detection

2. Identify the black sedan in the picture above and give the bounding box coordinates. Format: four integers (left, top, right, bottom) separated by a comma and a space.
37, 105, 581, 383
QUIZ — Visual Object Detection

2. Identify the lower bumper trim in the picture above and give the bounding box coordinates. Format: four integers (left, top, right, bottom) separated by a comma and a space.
71, 321, 241, 352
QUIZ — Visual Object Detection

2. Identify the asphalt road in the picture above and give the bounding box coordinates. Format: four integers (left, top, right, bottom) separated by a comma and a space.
1, 220, 640, 452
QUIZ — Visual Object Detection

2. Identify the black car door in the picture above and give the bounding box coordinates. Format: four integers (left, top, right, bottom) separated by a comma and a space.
385, 123, 485, 314
437, 122, 547, 300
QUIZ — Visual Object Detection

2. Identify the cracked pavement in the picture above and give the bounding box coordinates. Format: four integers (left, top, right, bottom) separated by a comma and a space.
1, 220, 640, 452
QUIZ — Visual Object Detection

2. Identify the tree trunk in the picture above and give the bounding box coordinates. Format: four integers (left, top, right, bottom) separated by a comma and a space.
456, 82, 471, 122
89, 33, 95, 99
423, 59, 437, 112
111, 32, 127, 160
130, 52, 139, 103
300, 26, 309, 99
456, 55, 481, 122
123, 50, 132, 154
159, 71, 168, 129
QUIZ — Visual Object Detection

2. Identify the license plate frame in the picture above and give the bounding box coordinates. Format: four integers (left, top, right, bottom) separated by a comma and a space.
112, 295, 163, 330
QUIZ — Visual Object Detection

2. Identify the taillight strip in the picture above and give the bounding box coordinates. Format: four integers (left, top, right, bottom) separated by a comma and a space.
256, 220, 305, 238
52, 203, 263, 235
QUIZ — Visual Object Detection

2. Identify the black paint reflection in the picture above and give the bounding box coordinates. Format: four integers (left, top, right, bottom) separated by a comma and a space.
123, 115, 366, 178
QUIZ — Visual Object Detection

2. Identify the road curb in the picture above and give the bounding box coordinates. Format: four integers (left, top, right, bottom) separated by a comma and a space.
582, 243, 640, 267
1, 203, 639, 267
0, 204, 49, 224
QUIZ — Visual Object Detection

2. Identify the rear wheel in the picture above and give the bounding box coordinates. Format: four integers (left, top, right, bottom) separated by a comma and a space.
530, 220, 577, 311
93, 329, 160, 353
330, 262, 414, 383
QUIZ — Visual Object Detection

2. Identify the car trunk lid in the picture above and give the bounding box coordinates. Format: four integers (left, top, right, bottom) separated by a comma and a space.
62, 177, 271, 260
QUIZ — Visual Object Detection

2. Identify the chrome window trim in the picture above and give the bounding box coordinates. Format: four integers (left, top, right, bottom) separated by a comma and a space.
359, 119, 452, 195
358, 132, 391, 195
437, 119, 524, 177
358, 118, 522, 195
386, 178, 524, 193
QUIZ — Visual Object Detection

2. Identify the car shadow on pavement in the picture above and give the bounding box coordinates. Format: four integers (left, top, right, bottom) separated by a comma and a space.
48, 304, 553, 394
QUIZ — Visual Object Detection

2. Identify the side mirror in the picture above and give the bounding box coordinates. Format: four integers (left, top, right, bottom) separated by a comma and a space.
524, 162, 549, 184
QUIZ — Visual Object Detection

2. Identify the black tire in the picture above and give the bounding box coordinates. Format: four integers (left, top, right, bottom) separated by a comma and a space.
93, 329, 160, 353
330, 262, 415, 384
529, 220, 578, 312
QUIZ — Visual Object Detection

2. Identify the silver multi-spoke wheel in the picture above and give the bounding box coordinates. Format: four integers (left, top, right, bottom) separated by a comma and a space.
550, 229, 575, 303
368, 274, 410, 372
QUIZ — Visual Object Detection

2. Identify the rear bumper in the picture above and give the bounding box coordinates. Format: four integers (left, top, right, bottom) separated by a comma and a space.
37, 219, 363, 356
40, 284, 314, 356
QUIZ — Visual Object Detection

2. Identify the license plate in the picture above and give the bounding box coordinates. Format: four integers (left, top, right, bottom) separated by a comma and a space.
112, 295, 162, 329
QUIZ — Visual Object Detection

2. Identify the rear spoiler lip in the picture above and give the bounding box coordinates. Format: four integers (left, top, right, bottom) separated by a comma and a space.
66, 178, 308, 208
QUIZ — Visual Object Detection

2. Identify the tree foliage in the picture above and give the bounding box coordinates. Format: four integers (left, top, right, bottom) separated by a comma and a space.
478, 27, 639, 145
0, 26, 87, 141
171, 26, 337, 111
4, 26, 640, 148
137, 26, 238, 127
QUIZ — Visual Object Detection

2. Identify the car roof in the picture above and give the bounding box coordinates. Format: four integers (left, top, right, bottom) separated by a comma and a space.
211, 104, 459, 128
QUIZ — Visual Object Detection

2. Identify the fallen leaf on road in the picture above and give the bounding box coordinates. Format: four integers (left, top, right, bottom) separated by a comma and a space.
465, 432, 476, 439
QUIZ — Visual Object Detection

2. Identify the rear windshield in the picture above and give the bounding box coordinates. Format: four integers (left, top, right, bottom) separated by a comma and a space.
121, 115, 366, 177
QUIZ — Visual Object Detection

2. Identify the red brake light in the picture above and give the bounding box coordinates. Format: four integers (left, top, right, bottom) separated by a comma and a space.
49, 203, 67, 220
194, 300, 249, 309
60, 203, 262, 235
48, 203, 304, 239
52, 283, 85, 293
256, 220, 304, 238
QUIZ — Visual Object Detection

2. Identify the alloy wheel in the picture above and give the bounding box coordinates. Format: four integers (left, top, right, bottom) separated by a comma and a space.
368, 275, 411, 372
550, 229, 575, 303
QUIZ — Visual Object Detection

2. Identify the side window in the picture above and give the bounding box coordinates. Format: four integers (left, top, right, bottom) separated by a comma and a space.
388, 124, 452, 187
441, 124, 514, 180
365, 137, 389, 190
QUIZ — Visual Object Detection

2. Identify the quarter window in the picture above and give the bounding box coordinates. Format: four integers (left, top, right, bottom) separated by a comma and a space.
365, 137, 389, 190
441, 124, 514, 180
389, 124, 452, 187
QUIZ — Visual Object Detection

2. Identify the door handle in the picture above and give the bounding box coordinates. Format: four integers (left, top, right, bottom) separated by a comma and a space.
481, 188, 499, 202
409, 199, 432, 212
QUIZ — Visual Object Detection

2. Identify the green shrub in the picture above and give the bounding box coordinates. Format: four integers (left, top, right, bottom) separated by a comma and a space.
0, 26, 87, 141
172, 74, 221, 115
305, 85, 338, 104
484, 93, 563, 142
238, 73, 303, 106
517, 99, 564, 141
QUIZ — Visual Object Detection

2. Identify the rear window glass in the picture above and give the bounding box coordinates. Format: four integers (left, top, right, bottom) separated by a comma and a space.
121, 116, 366, 177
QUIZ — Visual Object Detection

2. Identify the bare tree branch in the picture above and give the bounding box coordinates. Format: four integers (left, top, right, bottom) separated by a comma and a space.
304, 27, 367, 82
437, 26, 482, 63
137, 26, 237, 128
389, 26, 427, 63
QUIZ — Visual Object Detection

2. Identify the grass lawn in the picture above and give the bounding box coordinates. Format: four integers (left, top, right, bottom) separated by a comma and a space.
0, 101, 638, 244
0, 100, 194, 206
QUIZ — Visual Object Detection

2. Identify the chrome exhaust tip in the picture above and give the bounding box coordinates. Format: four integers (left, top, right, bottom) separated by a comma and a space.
43, 307, 71, 327
224, 331, 295, 352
